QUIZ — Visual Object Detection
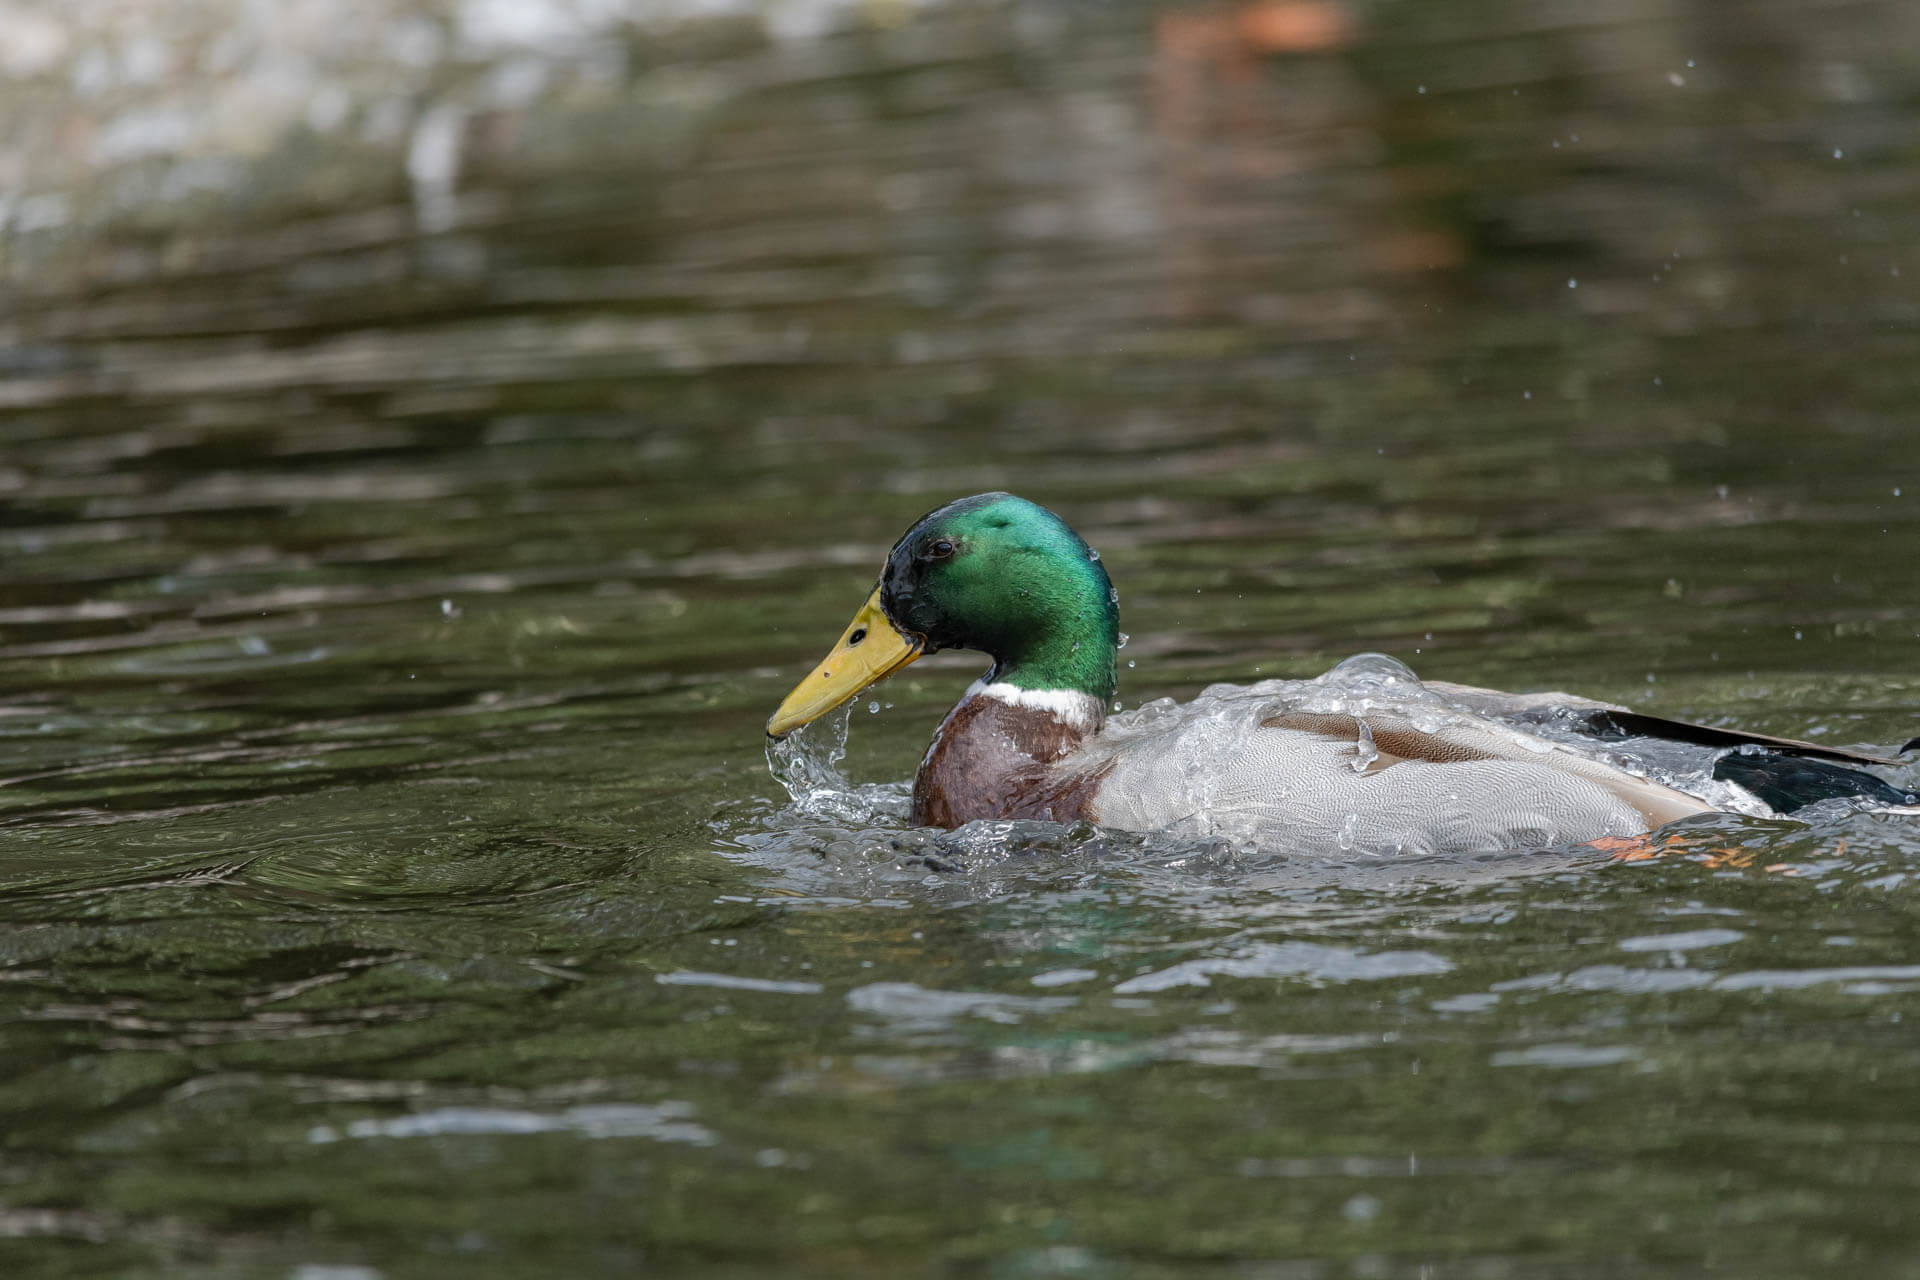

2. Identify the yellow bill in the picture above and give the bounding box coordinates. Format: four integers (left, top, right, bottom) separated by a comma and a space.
767, 588, 924, 738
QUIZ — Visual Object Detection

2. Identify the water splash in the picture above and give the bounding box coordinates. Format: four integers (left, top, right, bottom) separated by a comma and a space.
766, 704, 854, 811
764, 704, 911, 827
1084, 654, 1920, 854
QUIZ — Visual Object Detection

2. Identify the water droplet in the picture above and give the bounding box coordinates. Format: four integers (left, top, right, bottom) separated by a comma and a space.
1112, 701, 1122, 712
1127, 659, 1136, 668
1667, 71, 1686, 87
1522, 390, 1532, 400
1567, 277, 1578, 289
1087, 548, 1100, 561
867, 701, 880, 714
1895, 487, 1903, 497
1117, 632, 1130, 649
440, 598, 460, 618
1108, 586, 1119, 605
1350, 718, 1379, 774
1794, 629, 1803, 640
1337, 813, 1360, 851
1417, 84, 1426, 94
1834, 148, 1845, 159
1686, 58, 1695, 68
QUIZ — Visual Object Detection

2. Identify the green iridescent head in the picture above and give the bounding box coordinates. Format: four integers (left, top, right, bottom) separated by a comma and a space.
767, 493, 1119, 737
880, 493, 1118, 695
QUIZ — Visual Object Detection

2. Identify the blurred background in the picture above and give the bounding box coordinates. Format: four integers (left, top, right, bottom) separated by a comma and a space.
3, 1, 1920, 1276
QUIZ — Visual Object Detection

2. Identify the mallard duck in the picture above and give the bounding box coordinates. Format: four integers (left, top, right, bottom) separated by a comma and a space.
767, 493, 1918, 853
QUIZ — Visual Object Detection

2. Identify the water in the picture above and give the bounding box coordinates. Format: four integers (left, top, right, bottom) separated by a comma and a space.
4, 0, 1920, 1275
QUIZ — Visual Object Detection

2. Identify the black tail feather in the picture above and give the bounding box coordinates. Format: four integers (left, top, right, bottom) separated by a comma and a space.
1714, 752, 1918, 815
1904, 736, 1920, 755
1560, 708, 1902, 767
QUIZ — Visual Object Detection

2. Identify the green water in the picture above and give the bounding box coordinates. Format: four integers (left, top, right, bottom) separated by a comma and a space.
4, 2, 1920, 1275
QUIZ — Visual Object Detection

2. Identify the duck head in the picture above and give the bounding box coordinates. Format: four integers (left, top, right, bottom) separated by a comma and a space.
766, 493, 1119, 737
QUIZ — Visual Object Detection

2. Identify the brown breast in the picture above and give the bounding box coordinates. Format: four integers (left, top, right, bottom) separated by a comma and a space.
911, 694, 1108, 829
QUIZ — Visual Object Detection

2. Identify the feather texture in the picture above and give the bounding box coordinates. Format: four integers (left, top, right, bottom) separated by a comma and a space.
1086, 706, 1710, 854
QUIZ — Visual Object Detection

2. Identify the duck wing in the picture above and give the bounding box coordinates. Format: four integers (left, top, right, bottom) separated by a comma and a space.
1258, 710, 1712, 831
1090, 704, 1712, 854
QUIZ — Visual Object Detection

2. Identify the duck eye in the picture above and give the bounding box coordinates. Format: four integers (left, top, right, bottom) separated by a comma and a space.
929, 538, 955, 559
848, 627, 867, 645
